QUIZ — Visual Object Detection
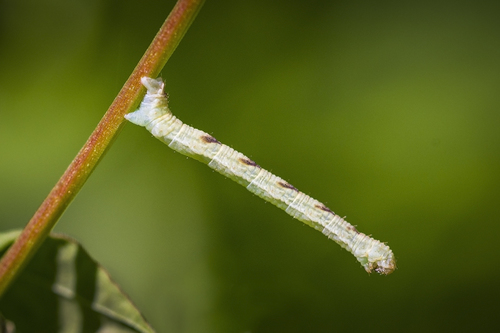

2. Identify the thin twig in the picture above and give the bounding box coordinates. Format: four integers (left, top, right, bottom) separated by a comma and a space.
0, 0, 205, 297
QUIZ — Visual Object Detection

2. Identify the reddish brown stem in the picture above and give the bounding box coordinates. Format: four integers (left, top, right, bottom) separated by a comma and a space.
0, 0, 205, 297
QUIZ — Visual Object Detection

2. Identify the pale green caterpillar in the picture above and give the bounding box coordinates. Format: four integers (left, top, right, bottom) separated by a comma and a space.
125, 77, 396, 275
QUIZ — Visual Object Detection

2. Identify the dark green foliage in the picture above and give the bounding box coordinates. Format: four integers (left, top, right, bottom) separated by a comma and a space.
0, 231, 155, 333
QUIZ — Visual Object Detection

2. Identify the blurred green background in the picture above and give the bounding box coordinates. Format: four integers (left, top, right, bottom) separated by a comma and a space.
1, 0, 499, 332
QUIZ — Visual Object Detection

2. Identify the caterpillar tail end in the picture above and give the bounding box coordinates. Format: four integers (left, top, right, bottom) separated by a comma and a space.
141, 76, 164, 95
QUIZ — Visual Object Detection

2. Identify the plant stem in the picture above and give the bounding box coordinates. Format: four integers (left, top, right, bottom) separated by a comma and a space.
0, 0, 205, 298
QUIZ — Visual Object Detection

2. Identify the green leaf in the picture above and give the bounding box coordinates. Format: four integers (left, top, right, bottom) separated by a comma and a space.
0, 230, 155, 333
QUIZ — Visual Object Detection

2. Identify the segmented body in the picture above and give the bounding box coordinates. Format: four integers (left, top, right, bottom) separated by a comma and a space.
125, 77, 396, 274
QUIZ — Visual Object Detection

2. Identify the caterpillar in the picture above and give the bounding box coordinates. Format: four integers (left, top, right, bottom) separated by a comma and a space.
125, 77, 396, 275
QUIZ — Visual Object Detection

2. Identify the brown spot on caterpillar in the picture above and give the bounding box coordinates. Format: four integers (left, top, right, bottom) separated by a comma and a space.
347, 225, 359, 233
201, 135, 221, 144
239, 158, 260, 168
315, 204, 333, 214
277, 181, 298, 191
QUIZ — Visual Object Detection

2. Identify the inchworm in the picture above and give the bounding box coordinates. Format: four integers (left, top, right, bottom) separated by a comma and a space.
125, 77, 396, 275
